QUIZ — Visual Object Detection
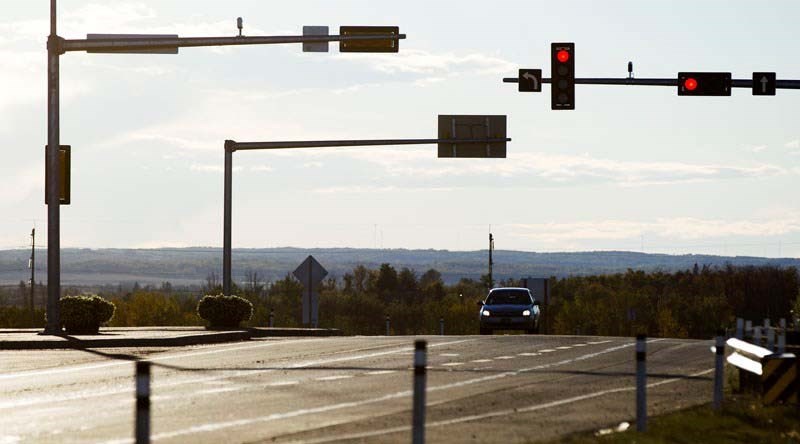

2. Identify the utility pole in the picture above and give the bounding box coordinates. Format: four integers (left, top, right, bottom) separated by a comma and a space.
488, 232, 494, 288
43, 0, 405, 334
29, 228, 35, 327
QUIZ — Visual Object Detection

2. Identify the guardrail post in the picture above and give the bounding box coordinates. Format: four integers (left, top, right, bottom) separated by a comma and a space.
412, 340, 427, 444
636, 334, 647, 432
754, 326, 762, 345
745, 320, 752, 339
713, 332, 725, 410
767, 327, 775, 351
268, 308, 274, 328
778, 319, 786, 353
439, 317, 444, 336
736, 318, 744, 339
135, 361, 151, 444
386, 315, 391, 336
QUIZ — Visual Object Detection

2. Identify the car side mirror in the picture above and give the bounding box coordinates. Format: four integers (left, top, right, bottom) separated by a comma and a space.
476, 300, 484, 307
533, 300, 540, 306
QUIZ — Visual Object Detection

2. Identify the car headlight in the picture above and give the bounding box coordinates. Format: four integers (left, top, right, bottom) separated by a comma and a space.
522, 310, 531, 317
481, 310, 491, 317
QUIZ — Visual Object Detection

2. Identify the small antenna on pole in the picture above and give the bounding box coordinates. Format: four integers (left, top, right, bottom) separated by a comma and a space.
628, 61, 634, 79
237, 17, 243, 37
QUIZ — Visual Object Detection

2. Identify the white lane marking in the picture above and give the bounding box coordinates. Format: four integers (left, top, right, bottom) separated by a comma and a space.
470, 359, 492, 363
98, 341, 638, 444
0, 339, 303, 381
297, 368, 714, 443
0, 339, 472, 411
440, 353, 460, 357
192, 387, 241, 396
556, 346, 572, 350
316, 375, 353, 382
587, 340, 612, 345
494, 356, 514, 360
539, 349, 556, 353
441, 362, 463, 367
518, 353, 539, 357
266, 381, 299, 387
364, 370, 396, 376
572, 344, 587, 347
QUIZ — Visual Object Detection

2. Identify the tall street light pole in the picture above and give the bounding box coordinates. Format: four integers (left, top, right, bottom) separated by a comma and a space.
42, 1, 404, 334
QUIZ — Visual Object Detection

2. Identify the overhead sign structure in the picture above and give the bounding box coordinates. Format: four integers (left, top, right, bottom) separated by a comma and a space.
293, 255, 328, 327
339, 26, 400, 53
44, 145, 70, 205
518, 69, 542, 92
753, 72, 776, 96
551, 42, 575, 110
678, 72, 731, 96
437, 115, 507, 158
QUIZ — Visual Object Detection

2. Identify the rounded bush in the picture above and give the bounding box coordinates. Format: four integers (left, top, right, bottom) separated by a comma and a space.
197, 294, 253, 329
59, 295, 116, 334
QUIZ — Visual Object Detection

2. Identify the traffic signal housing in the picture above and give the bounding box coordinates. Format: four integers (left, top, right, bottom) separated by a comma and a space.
677, 72, 731, 96
551, 42, 575, 110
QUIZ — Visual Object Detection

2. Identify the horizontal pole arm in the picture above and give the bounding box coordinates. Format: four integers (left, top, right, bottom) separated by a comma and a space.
503, 77, 800, 89
61, 34, 406, 52
230, 138, 512, 151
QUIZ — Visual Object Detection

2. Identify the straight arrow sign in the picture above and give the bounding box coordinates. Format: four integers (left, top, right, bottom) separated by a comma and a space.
752, 72, 776, 96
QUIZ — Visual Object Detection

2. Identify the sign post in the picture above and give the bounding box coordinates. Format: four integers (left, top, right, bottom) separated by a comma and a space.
293, 256, 328, 327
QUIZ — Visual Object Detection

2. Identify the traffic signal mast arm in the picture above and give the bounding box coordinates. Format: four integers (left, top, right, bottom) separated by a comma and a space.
56, 33, 406, 53
503, 76, 800, 89
228, 138, 511, 151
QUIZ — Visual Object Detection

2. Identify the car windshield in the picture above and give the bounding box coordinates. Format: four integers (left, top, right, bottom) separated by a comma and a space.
486, 290, 532, 305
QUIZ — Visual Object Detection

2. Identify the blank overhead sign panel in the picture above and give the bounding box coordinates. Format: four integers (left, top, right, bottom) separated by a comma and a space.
339, 26, 400, 53
437, 115, 507, 158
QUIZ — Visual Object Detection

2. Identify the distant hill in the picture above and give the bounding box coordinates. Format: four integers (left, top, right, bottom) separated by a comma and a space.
0, 247, 798, 288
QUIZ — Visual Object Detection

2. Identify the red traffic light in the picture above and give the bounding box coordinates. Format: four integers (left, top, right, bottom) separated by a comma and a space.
684, 77, 698, 91
556, 50, 570, 63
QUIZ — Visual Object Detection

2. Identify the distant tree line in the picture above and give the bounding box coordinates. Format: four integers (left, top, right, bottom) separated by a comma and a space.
0, 264, 798, 338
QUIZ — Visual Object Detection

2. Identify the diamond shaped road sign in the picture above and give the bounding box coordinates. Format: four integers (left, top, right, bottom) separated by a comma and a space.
293, 255, 328, 290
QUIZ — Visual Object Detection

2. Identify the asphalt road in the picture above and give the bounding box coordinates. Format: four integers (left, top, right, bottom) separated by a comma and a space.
0, 335, 714, 443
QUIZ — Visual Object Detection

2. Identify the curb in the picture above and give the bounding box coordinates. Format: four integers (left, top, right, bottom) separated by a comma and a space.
0, 331, 251, 350
0, 327, 342, 350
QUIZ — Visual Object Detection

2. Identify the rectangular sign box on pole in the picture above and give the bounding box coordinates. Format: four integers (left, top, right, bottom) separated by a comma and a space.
437, 115, 507, 158
339, 26, 400, 53
45, 145, 70, 205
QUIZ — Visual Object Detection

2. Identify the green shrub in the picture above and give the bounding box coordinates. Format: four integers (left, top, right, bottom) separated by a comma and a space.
59, 295, 115, 334
197, 294, 253, 329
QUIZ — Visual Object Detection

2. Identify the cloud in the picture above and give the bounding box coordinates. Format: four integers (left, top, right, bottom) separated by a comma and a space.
190, 164, 241, 173
340, 49, 516, 77
312, 185, 454, 194
786, 140, 800, 149
746, 145, 767, 153
331, 150, 791, 187
508, 215, 800, 243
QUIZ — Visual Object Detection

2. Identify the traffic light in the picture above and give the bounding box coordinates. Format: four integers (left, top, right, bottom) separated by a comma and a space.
677, 72, 731, 96
551, 42, 575, 110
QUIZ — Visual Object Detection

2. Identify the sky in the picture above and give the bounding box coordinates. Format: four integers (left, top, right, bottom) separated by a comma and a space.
1, 0, 799, 257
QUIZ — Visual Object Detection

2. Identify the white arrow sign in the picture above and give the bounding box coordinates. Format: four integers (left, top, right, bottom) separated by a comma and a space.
523, 71, 540, 90
760, 76, 769, 93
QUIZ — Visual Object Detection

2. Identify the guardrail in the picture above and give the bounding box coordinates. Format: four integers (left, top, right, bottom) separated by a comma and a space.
723, 336, 798, 404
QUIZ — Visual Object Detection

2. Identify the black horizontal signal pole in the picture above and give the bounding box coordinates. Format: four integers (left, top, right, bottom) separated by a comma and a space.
503, 77, 800, 89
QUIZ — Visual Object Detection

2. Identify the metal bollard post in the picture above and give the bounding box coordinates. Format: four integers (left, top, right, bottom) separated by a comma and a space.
268, 309, 274, 328
745, 320, 752, 339
636, 335, 647, 432
386, 315, 391, 336
439, 317, 444, 336
135, 361, 151, 444
735, 318, 744, 339
412, 340, 427, 444
712, 332, 725, 410
754, 326, 762, 345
